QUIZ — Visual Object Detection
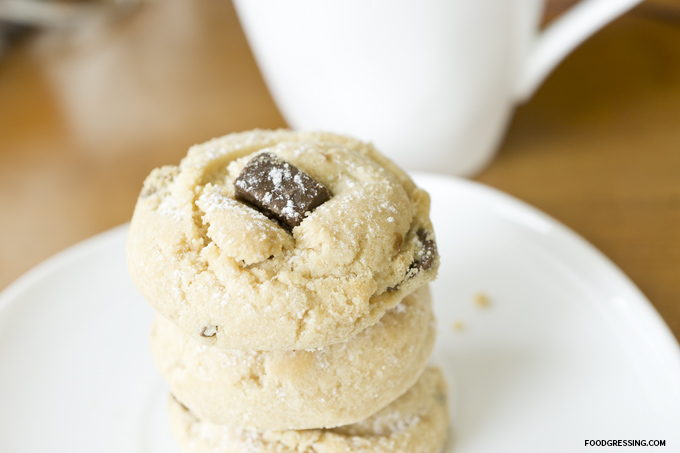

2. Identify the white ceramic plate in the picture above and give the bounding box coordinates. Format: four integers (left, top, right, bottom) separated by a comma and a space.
0, 174, 679, 453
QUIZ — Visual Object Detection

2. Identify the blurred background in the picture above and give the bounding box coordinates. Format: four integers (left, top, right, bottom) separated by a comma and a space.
0, 0, 678, 339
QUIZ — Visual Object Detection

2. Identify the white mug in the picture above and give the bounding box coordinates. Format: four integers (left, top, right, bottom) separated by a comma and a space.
234, 0, 642, 175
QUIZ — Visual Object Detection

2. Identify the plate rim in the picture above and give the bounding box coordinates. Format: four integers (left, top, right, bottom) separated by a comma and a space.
1, 174, 678, 363
0, 224, 129, 315
413, 172, 680, 365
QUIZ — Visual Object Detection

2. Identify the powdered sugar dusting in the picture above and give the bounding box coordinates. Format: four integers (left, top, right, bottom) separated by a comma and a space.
156, 196, 182, 221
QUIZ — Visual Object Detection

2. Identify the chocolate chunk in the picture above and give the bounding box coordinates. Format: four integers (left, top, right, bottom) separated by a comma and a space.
416, 229, 436, 270
200, 325, 218, 337
409, 228, 436, 273
234, 153, 330, 230
387, 229, 436, 290
387, 229, 437, 291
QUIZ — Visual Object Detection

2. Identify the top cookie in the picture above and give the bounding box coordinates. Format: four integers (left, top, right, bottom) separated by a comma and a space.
126, 130, 438, 350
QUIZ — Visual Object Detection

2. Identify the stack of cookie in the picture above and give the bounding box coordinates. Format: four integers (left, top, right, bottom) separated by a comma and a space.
127, 130, 449, 452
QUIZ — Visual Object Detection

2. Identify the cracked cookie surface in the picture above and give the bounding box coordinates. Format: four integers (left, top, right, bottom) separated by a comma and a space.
151, 285, 435, 430
168, 366, 449, 453
127, 130, 439, 350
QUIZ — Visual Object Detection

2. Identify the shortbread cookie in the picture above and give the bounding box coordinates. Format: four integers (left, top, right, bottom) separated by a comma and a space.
151, 285, 435, 430
127, 130, 439, 350
168, 366, 449, 453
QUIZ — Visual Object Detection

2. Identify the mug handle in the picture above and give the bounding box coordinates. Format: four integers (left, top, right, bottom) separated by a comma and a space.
515, 0, 643, 101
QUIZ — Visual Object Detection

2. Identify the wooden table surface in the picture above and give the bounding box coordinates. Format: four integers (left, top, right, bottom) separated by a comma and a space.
1, 0, 678, 341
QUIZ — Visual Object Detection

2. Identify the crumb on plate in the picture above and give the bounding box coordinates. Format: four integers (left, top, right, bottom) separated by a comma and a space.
474, 292, 490, 308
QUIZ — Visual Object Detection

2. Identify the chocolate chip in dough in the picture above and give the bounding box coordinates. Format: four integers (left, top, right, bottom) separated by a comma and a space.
416, 229, 436, 270
387, 229, 436, 290
200, 325, 218, 338
234, 153, 331, 231
409, 228, 436, 272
